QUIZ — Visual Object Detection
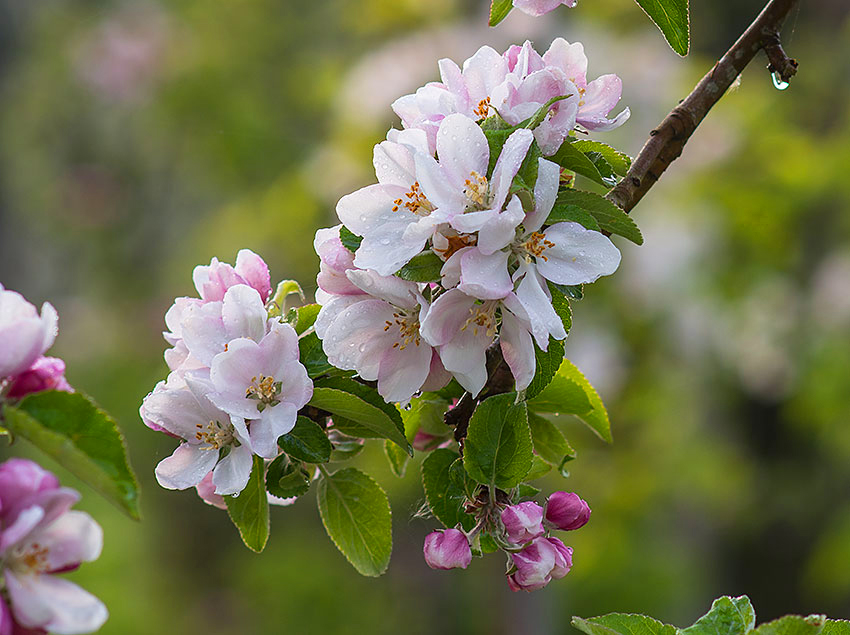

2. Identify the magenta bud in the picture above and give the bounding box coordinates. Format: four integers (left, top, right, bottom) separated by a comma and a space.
545, 491, 591, 531
500, 501, 545, 544
5, 357, 72, 400
507, 537, 574, 592
423, 529, 472, 570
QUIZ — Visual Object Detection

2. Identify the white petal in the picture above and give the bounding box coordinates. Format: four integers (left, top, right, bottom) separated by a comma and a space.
346, 270, 419, 308
524, 158, 560, 233
155, 444, 218, 490
251, 403, 297, 459
515, 265, 567, 347
500, 310, 537, 391
221, 285, 267, 342
435, 114, 489, 192
212, 445, 254, 495
419, 289, 476, 347
5, 571, 108, 635
537, 222, 622, 285
376, 339, 433, 403
458, 250, 513, 300
321, 299, 395, 380
37, 511, 103, 572
490, 129, 533, 210
477, 196, 525, 255
438, 326, 490, 397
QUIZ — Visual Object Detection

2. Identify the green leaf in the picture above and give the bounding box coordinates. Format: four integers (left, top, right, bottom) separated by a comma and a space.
546, 203, 602, 232
395, 251, 444, 282
265, 454, 310, 498
634, 0, 690, 56
384, 440, 409, 478
571, 614, 679, 635
559, 358, 613, 442
555, 189, 644, 245
421, 449, 474, 530
310, 378, 411, 454
225, 455, 270, 553
489, 0, 513, 26
525, 454, 552, 480
549, 140, 611, 188
279, 415, 332, 463
285, 303, 321, 335
328, 433, 365, 462
463, 393, 532, 490
822, 620, 850, 635
572, 140, 633, 176
339, 225, 363, 252
268, 280, 304, 317
549, 283, 573, 333
525, 337, 565, 400
527, 373, 593, 416
317, 467, 392, 577
516, 483, 541, 499
521, 95, 572, 131
298, 332, 334, 378
401, 395, 451, 438
583, 151, 618, 187
753, 615, 827, 635
1, 391, 140, 520
528, 412, 576, 467
681, 596, 756, 635
552, 282, 584, 300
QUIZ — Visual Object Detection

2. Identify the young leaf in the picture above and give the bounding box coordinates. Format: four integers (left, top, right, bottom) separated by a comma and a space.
401, 395, 451, 438
489, 0, 513, 26
317, 467, 392, 577
572, 140, 633, 176
285, 303, 321, 335
546, 204, 602, 232
525, 454, 552, 480
634, 0, 690, 56
527, 373, 593, 416
268, 280, 304, 318
548, 140, 610, 188
310, 379, 411, 455
421, 448, 474, 530
463, 393, 532, 490
549, 283, 573, 332
339, 225, 363, 252
571, 614, 678, 635
753, 615, 827, 635
395, 251, 444, 282
298, 332, 334, 378
1, 391, 140, 520
822, 620, 850, 634
265, 454, 310, 499
384, 440, 410, 478
278, 415, 332, 463
525, 337, 565, 400
539, 358, 612, 443
528, 412, 576, 467
328, 433, 366, 462
681, 595, 756, 635
225, 455, 270, 553
583, 151, 618, 186
555, 189, 644, 245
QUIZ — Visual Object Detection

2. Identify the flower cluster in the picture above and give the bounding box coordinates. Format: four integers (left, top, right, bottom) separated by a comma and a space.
0, 285, 71, 402
0, 459, 106, 635
140, 250, 313, 497
316, 40, 625, 403
422, 491, 591, 592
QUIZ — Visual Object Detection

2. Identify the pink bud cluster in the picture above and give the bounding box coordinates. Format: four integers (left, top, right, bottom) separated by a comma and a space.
422, 491, 590, 592
316, 39, 627, 404
140, 250, 313, 499
0, 459, 106, 634
0, 284, 72, 402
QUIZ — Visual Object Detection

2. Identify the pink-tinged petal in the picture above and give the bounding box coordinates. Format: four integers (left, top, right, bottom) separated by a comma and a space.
268, 493, 298, 507
477, 197, 526, 255
195, 472, 226, 510
501, 501, 545, 544
421, 350, 452, 392
524, 158, 560, 232
211, 444, 253, 495
141, 384, 215, 440
459, 250, 513, 300
314, 295, 364, 339
0, 507, 45, 553
251, 402, 298, 459
386, 128, 431, 157
155, 443, 218, 490
38, 511, 102, 572
0, 459, 62, 524
439, 248, 469, 290
180, 301, 226, 367
437, 59, 469, 111
435, 114, 489, 191
235, 249, 271, 301
515, 264, 566, 347
543, 38, 588, 87
579, 74, 624, 120
0, 597, 12, 635
420, 290, 476, 347
276, 361, 313, 410
373, 135, 417, 188
354, 224, 428, 277
537, 222, 622, 285
414, 154, 466, 218
500, 310, 537, 392
260, 321, 300, 367
27, 489, 81, 537
511, 41, 546, 76
192, 257, 245, 303
0, 321, 50, 380
580, 106, 631, 132
336, 183, 408, 237
461, 46, 508, 103
490, 129, 534, 210
320, 300, 395, 380
547, 537, 574, 579
533, 95, 579, 156
5, 572, 107, 635
221, 285, 266, 343
376, 337, 432, 403
437, 325, 491, 397
346, 270, 418, 309
423, 529, 472, 570
6, 357, 72, 400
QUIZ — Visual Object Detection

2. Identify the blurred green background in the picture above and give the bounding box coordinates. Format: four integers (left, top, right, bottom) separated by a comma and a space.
1, 0, 849, 633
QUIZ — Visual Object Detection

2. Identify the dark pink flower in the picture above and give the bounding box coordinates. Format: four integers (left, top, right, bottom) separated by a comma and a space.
501, 501, 545, 545
507, 537, 573, 591
5, 358, 72, 400
545, 491, 591, 531
423, 529, 472, 570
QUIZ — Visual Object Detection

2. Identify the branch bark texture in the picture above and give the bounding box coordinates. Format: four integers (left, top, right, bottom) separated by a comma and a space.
606, 0, 800, 213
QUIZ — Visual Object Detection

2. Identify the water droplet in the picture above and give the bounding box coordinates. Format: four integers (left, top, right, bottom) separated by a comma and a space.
771, 71, 789, 90
358, 343, 366, 352
359, 214, 367, 223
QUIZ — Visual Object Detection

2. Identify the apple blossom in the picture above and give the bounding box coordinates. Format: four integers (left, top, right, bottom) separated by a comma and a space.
545, 491, 591, 531
0, 459, 107, 635
5, 358, 72, 400
501, 501, 545, 544
0, 286, 58, 381
192, 249, 271, 304
507, 536, 573, 592
423, 529, 472, 570
512, 0, 577, 17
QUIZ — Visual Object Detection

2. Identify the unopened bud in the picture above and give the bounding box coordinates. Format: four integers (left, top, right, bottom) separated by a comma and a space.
423, 529, 472, 570
545, 491, 591, 531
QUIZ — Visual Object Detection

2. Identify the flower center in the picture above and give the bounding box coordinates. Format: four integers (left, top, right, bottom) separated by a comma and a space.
384, 311, 421, 350
245, 375, 282, 412
392, 181, 434, 216
464, 171, 490, 210
11, 542, 49, 574
521, 232, 555, 262
473, 97, 491, 121
461, 302, 498, 337
195, 419, 236, 449
434, 233, 477, 260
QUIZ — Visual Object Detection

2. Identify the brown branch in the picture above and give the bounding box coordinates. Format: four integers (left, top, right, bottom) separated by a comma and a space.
606, 0, 800, 213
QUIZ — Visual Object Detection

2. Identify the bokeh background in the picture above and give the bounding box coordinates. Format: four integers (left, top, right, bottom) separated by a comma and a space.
1, 0, 849, 633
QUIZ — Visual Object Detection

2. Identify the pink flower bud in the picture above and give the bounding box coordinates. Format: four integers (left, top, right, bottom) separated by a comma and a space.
501, 501, 545, 544
507, 537, 573, 592
5, 357, 72, 400
511, 0, 576, 18
545, 491, 591, 531
0, 285, 58, 379
423, 529, 471, 570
